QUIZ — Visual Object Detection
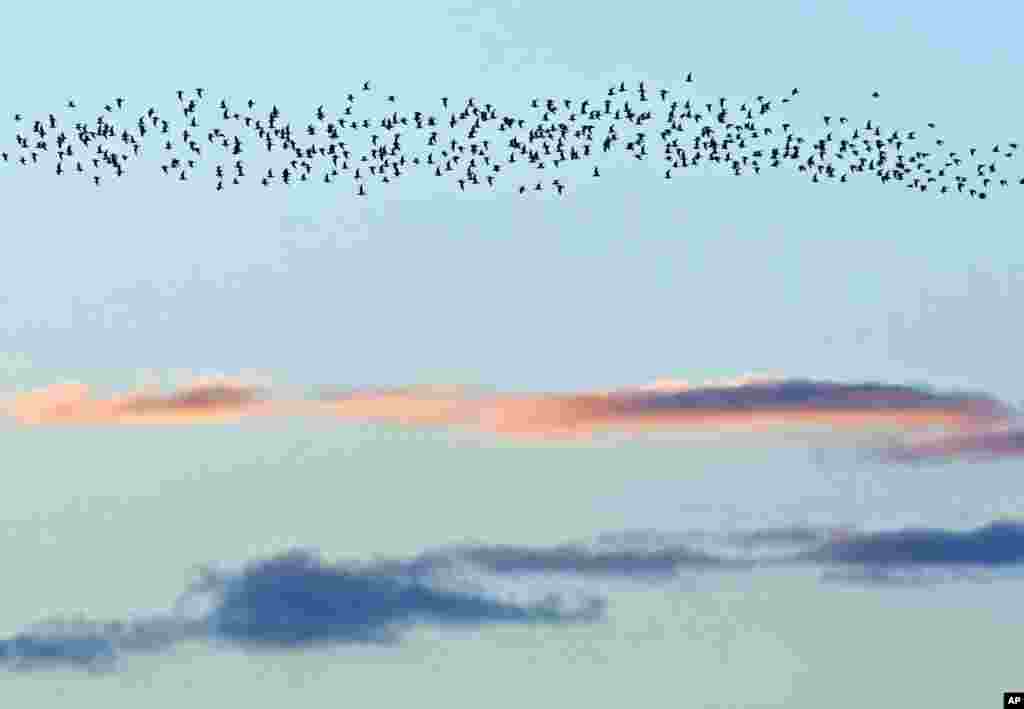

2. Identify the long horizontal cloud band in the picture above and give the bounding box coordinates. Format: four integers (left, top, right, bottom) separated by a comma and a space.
878, 425, 1024, 463
3, 521, 1023, 673
4, 376, 1017, 460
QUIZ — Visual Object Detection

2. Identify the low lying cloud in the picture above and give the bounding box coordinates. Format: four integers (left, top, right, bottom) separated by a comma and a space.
802, 520, 1024, 566
0, 549, 602, 673
438, 543, 753, 576
208, 550, 602, 648
4, 520, 1023, 672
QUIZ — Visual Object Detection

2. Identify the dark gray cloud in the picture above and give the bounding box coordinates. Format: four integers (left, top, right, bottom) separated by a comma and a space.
820, 567, 997, 587
5, 521, 1024, 672
207, 550, 601, 648
446, 543, 753, 577
803, 521, 1024, 566
0, 549, 601, 673
605, 379, 1012, 420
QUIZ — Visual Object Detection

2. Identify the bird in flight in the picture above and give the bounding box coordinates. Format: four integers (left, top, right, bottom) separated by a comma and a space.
2, 78, 1016, 204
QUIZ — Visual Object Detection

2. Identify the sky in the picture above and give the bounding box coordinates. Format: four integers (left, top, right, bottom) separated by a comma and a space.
1, 0, 1023, 399
2, 0, 1024, 703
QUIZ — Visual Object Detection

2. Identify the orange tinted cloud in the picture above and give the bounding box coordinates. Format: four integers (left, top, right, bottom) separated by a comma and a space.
316, 378, 1013, 440
313, 386, 480, 427
6, 378, 280, 425
6, 376, 1012, 445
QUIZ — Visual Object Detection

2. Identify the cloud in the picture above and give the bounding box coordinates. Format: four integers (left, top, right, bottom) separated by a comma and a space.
819, 567, 996, 587
724, 527, 833, 550
0, 615, 202, 673
4, 377, 281, 425
6, 373, 1021, 474
803, 520, 1024, 566
589, 378, 1010, 431
440, 542, 753, 577
313, 385, 480, 427
877, 424, 1024, 463
318, 377, 1012, 440
0, 630, 118, 673
207, 550, 602, 648
6, 375, 1011, 444
5, 521, 1024, 672
0, 549, 602, 673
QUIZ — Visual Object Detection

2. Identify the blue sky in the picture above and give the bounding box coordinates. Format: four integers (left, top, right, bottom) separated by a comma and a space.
4, 4, 1024, 698
1, 0, 1022, 401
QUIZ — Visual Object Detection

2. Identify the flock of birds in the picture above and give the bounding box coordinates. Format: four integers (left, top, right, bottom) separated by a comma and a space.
4, 76, 1022, 201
